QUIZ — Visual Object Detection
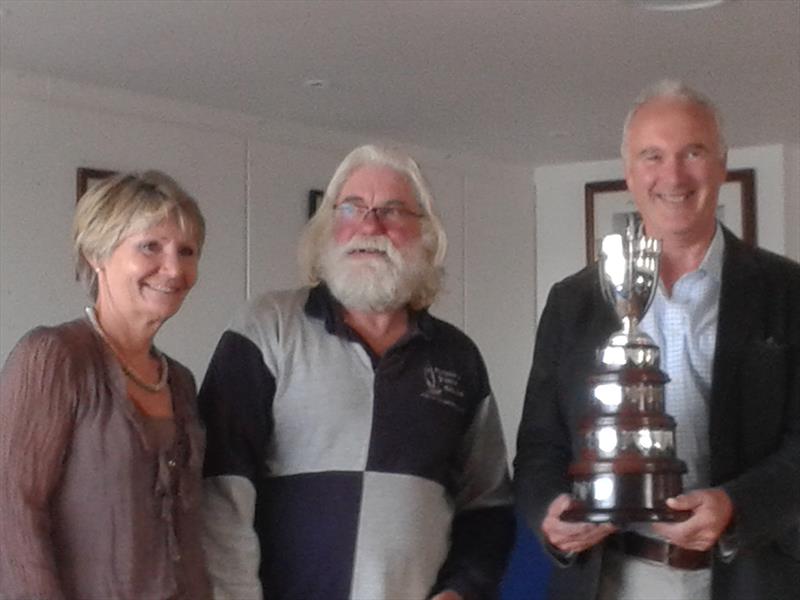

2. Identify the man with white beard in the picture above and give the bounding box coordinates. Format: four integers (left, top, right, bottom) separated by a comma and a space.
199, 145, 515, 600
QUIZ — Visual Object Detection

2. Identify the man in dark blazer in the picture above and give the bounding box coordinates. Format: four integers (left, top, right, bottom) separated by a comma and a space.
515, 79, 800, 600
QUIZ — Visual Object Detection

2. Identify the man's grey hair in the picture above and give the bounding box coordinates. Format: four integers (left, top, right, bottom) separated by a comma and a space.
621, 79, 728, 161
298, 144, 447, 309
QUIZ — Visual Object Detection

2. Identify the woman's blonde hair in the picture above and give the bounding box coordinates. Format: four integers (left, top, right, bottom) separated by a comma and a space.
73, 170, 205, 299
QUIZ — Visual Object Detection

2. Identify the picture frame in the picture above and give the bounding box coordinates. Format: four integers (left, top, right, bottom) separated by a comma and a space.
584, 168, 756, 264
308, 189, 324, 219
76, 167, 117, 203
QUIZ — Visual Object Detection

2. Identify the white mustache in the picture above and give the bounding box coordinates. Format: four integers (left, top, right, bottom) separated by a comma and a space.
339, 236, 403, 264
342, 236, 389, 253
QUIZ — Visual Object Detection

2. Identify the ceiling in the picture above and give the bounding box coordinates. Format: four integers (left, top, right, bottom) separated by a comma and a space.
1, 0, 798, 166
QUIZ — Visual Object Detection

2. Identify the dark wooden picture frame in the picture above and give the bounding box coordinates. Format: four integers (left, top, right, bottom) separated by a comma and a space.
76, 167, 117, 203
308, 189, 324, 219
584, 168, 756, 264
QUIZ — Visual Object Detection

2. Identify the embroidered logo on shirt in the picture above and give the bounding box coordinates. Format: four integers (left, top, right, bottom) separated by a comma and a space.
422, 364, 465, 411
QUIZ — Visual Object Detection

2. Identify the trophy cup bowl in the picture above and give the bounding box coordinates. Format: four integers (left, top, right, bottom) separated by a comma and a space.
562, 222, 689, 524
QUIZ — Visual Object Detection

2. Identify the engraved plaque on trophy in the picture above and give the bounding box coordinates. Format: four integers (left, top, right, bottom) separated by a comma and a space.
562, 220, 689, 524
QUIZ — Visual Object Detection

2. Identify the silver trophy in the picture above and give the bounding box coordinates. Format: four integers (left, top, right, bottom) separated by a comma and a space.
562, 219, 689, 523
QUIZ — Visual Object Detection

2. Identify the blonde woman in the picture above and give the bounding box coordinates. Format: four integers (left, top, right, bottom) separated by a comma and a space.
0, 171, 211, 599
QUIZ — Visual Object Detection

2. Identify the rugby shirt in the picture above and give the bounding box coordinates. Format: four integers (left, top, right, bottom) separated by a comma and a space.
199, 285, 514, 600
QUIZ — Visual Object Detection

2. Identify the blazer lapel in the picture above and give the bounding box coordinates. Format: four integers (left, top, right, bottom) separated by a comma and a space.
708, 229, 763, 482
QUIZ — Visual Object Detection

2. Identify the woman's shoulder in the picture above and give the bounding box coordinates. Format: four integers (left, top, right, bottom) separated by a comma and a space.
1, 318, 101, 405
7, 318, 95, 363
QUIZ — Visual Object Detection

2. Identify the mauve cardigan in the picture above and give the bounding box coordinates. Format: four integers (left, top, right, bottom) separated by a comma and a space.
0, 317, 211, 600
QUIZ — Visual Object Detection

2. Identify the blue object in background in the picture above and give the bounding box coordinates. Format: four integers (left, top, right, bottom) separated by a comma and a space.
500, 512, 551, 599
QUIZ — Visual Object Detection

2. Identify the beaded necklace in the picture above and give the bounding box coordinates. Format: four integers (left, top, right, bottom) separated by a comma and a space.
85, 306, 169, 393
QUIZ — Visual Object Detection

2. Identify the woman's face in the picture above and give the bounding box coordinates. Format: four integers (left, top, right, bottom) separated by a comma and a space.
95, 217, 199, 326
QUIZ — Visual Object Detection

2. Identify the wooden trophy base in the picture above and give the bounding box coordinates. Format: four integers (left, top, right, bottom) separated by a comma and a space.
561, 504, 690, 524
561, 470, 690, 525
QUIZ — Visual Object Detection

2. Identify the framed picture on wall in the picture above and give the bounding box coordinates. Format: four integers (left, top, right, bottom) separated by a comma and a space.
308, 189, 324, 219
583, 168, 756, 264
76, 167, 117, 203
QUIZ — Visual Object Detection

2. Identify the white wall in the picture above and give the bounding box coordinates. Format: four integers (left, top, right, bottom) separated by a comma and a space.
0, 92, 248, 382
0, 70, 534, 455
785, 143, 800, 261
534, 144, 800, 318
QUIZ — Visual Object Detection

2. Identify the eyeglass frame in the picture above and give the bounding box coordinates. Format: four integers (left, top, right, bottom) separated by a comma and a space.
332, 199, 426, 226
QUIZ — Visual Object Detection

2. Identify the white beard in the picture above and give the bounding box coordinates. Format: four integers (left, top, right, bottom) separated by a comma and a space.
320, 235, 427, 312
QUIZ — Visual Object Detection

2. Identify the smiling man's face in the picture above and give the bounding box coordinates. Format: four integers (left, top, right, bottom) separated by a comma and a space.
624, 98, 727, 245
321, 165, 429, 313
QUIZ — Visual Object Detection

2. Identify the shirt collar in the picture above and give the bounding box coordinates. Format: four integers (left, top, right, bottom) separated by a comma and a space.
304, 283, 344, 335
696, 221, 725, 283
303, 283, 435, 341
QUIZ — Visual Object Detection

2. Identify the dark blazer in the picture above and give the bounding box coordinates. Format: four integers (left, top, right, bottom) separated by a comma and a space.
514, 228, 800, 600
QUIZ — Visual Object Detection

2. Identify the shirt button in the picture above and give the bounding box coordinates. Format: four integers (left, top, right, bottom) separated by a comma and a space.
168, 459, 177, 469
